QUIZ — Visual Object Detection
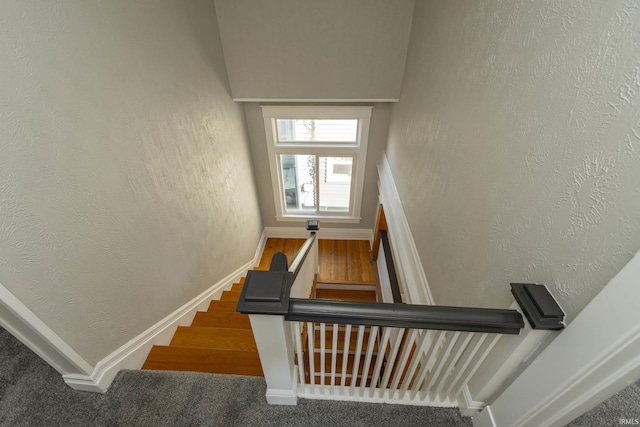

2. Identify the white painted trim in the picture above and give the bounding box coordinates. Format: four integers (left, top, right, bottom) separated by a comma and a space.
0, 283, 93, 376
473, 405, 498, 427
235, 98, 399, 103
478, 249, 640, 427
265, 226, 373, 244
298, 386, 457, 407
261, 105, 374, 119
377, 153, 434, 305
463, 302, 554, 413
261, 105, 373, 223
459, 385, 487, 417
265, 389, 298, 405
63, 231, 268, 393
275, 215, 362, 224
250, 314, 298, 405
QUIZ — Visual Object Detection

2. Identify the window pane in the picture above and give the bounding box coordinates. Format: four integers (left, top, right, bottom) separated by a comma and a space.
319, 157, 352, 212
281, 155, 316, 211
277, 119, 358, 142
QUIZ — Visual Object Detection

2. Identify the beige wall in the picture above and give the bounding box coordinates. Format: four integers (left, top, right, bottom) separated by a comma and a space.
386, 0, 640, 320
245, 103, 390, 230
214, 0, 414, 101
0, 0, 263, 364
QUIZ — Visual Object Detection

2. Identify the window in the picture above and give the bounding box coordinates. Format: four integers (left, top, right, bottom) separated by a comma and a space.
262, 106, 373, 223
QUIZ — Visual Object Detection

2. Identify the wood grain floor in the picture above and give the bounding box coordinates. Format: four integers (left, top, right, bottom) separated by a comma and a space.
318, 239, 375, 285
257, 238, 376, 285
255, 238, 306, 270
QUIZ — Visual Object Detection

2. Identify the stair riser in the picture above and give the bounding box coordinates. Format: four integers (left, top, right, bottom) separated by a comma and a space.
316, 283, 377, 292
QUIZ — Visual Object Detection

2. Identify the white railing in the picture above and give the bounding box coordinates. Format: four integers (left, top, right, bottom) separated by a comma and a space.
292, 322, 501, 406
237, 230, 564, 410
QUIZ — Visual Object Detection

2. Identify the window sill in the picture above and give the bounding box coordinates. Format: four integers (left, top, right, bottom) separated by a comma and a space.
275, 215, 362, 224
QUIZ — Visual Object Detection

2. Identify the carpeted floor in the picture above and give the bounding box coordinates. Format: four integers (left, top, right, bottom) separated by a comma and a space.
566, 380, 640, 427
0, 327, 472, 426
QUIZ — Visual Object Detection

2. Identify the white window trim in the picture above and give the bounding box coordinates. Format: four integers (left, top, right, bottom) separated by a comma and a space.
261, 105, 373, 223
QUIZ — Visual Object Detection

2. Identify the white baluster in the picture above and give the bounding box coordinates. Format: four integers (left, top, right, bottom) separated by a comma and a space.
350, 325, 367, 396
369, 327, 393, 397
306, 322, 316, 393
359, 326, 379, 397
379, 328, 406, 397
340, 324, 352, 394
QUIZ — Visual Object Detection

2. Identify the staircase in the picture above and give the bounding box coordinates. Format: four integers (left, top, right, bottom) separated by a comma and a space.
142, 238, 377, 379
142, 277, 263, 376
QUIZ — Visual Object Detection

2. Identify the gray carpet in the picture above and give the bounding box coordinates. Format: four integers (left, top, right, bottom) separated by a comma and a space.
0, 327, 471, 426
566, 380, 640, 427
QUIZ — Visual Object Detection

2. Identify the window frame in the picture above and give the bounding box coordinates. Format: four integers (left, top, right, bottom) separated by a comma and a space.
261, 105, 373, 223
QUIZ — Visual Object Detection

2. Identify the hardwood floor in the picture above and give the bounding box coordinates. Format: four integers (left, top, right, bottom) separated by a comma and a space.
318, 239, 375, 285
256, 238, 376, 286
255, 238, 306, 270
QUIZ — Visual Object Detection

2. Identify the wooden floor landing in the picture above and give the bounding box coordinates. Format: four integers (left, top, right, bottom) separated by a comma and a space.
258, 238, 375, 285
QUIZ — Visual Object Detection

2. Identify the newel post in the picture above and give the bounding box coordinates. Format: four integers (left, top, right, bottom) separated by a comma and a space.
461, 283, 565, 416
236, 253, 298, 405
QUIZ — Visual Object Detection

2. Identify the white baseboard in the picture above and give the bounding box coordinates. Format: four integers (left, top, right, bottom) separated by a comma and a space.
473, 405, 497, 427
458, 385, 486, 417
377, 154, 434, 305
265, 226, 373, 244
265, 389, 298, 405
63, 230, 267, 392
0, 284, 94, 377
298, 386, 457, 407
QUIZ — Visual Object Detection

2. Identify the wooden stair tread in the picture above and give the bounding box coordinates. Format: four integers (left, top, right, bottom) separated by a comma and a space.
207, 300, 241, 312
220, 290, 242, 302
315, 289, 377, 302
256, 238, 306, 271
170, 326, 257, 351
316, 280, 376, 286
143, 346, 263, 376
191, 311, 251, 329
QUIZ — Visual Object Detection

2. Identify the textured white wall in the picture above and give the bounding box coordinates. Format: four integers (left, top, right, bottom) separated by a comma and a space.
244, 102, 390, 229
0, 0, 263, 364
214, 0, 414, 101
386, 0, 640, 320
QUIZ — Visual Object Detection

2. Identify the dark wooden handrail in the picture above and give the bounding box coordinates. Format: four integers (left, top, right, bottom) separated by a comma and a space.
286, 299, 525, 334
238, 228, 563, 334
379, 230, 403, 303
